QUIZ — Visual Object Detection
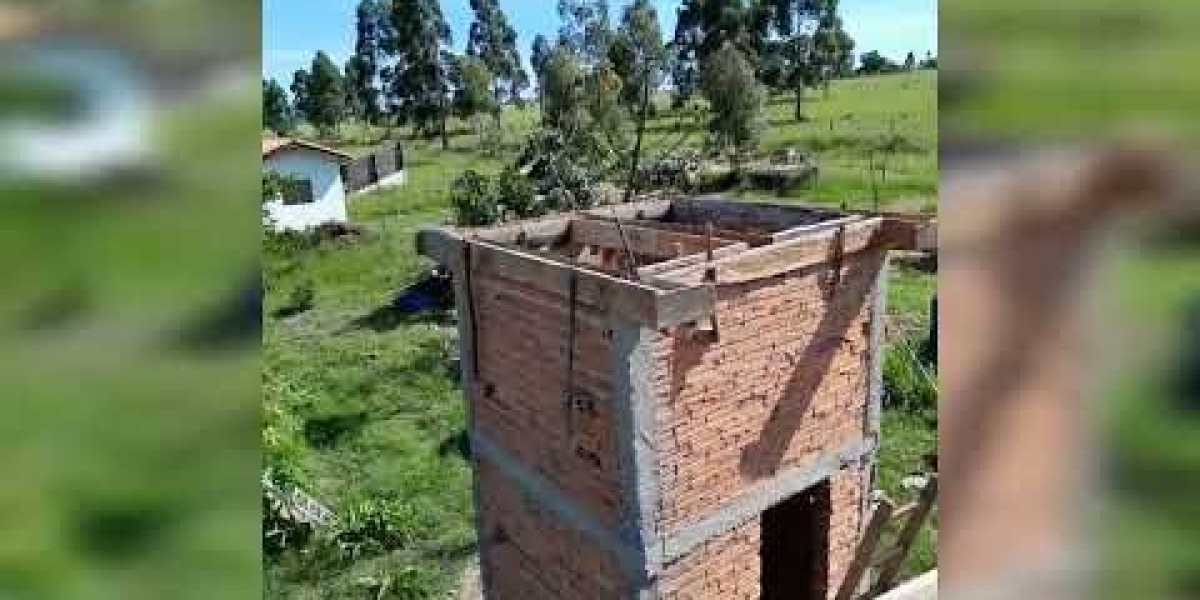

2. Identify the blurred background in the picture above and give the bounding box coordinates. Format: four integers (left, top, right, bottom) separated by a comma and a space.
0, 0, 259, 598
940, 0, 1199, 598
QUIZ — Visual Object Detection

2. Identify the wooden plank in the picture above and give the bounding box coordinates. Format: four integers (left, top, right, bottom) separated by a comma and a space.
656, 218, 887, 286
583, 198, 674, 221
871, 475, 939, 596
466, 240, 716, 327
472, 216, 572, 246
584, 214, 775, 246
469, 240, 659, 324
416, 228, 465, 269
636, 242, 748, 280
569, 218, 741, 259
669, 195, 847, 231
878, 218, 937, 251
874, 571, 937, 600
834, 497, 897, 600
771, 215, 865, 242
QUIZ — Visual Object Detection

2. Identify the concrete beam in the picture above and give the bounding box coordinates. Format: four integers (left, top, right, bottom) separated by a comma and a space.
659, 437, 875, 565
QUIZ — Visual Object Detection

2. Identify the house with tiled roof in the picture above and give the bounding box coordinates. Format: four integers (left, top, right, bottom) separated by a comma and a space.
262, 137, 354, 231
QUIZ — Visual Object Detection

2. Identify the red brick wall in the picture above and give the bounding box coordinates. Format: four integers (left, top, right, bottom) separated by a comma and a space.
827, 466, 868, 594
655, 249, 884, 534
471, 271, 626, 526
658, 519, 762, 600
477, 461, 630, 599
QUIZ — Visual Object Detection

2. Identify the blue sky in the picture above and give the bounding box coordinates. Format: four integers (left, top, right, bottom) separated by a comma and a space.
263, 0, 937, 85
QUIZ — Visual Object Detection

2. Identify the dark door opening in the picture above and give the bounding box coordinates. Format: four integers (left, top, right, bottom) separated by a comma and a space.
760, 479, 832, 600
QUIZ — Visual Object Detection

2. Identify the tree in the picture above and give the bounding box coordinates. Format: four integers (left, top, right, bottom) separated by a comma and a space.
557, 0, 611, 66
540, 43, 587, 131
904, 51, 916, 71
670, 0, 763, 107
766, 0, 839, 120
531, 34, 554, 120
263, 78, 293, 135
307, 51, 345, 138
467, 0, 527, 119
701, 42, 765, 155
290, 68, 312, 127
350, 0, 390, 125
608, 0, 665, 113
343, 58, 366, 121
812, 13, 853, 95
859, 50, 894, 75
450, 54, 496, 144
920, 52, 937, 69
387, 0, 453, 149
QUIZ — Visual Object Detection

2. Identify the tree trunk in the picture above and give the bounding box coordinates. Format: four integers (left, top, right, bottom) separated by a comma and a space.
440, 95, 450, 150
794, 86, 806, 122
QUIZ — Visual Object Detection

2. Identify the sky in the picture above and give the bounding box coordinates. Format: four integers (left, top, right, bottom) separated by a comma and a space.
263, 0, 937, 85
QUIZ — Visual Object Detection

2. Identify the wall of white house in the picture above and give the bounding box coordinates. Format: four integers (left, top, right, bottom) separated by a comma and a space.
263, 150, 348, 231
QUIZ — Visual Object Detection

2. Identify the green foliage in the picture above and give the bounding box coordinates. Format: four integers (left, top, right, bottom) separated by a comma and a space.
701, 42, 766, 153
557, 0, 613, 66
450, 54, 496, 123
351, 0, 389, 125
263, 79, 294, 135
466, 0, 527, 103
494, 166, 538, 218
387, 0, 453, 145
608, 0, 666, 112
449, 170, 500, 226
307, 51, 347, 137
859, 50, 897, 75
883, 338, 937, 416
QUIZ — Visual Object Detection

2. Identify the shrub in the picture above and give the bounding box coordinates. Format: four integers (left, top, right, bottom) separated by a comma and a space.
450, 170, 500, 226
493, 166, 539, 219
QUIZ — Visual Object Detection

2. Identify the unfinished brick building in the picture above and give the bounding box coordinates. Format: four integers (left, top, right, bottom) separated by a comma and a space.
418, 196, 930, 600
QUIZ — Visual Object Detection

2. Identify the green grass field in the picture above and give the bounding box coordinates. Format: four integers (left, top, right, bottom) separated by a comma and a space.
265, 71, 938, 598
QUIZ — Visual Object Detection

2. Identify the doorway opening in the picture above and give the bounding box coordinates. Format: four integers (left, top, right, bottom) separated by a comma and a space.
760, 479, 832, 600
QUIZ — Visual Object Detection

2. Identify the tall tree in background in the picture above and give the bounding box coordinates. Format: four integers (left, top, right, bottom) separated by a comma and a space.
263, 78, 293, 135
350, 0, 390, 125
702, 41, 765, 155
450, 54, 496, 145
531, 34, 554, 121
904, 51, 916, 71
307, 51, 346, 138
343, 58, 366, 121
540, 44, 587, 131
557, 0, 612, 67
812, 13, 852, 96
608, 0, 665, 114
670, 0, 759, 107
859, 50, 892, 75
388, 0, 453, 149
290, 68, 312, 127
467, 0, 527, 124
768, 0, 838, 120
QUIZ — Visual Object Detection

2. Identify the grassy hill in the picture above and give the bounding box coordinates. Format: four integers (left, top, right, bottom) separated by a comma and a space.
264, 71, 937, 598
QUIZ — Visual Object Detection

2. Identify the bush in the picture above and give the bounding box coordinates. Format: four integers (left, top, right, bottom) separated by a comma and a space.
450, 170, 500, 226
494, 166, 539, 219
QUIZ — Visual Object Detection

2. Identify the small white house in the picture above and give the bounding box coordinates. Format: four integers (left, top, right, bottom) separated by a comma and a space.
262, 138, 354, 231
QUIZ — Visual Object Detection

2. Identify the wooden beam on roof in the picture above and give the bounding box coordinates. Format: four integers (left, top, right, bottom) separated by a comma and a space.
669, 195, 846, 231
635, 242, 749, 280
653, 218, 887, 286
569, 218, 742, 260
771, 215, 865, 242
